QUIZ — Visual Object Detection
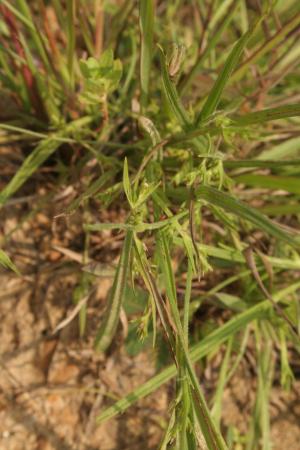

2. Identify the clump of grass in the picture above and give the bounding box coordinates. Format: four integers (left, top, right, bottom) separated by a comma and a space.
1, 1, 300, 448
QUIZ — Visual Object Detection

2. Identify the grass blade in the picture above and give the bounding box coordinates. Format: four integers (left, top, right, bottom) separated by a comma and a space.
94, 229, 133, 351
196, 21, 259, 125
258, 136, 300, 160
195, 186, 300, 248
139, 0, 154, 110
234, 173, 300, 195
211, 338, 233, 426
0, 249, 21, 275
231, 104, 300, 126
0, 117, 92, 207
260, 203, 300, 216
0, 138, 60, 207
67, 0, 76, 89
224, 159, 300, 169
158, 48, 207, 153
167, 186, 300, 247
159, 46, 191, 128
196, 186, 300, 246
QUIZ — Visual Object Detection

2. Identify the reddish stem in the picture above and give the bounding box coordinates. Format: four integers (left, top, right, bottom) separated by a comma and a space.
1, 5, 47, 121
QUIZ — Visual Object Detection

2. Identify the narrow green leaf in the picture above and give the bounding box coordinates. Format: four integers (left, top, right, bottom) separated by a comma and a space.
67, 0, 76, 89
0, 117, 92, 207
224, 159, 300, 169
167, 186, 300, 247
260, 203, 300, 216
187, 239, 300, 271
258, 136, 300, 161
139, 0, 154, 109
234, 173, 300, 195
0, 138, 60, 207
158, 47, 208, 153
123, 157, 133, 206
194, 186, 300, 248
183, 260, 193, 341
231, 104, 300, 127
95, 230, 133, 352
0, 249, 21, 275
158, 46, 191, 128
215, 293, 246, 312
196, 23, 257, 125
211, 338, 233, 426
